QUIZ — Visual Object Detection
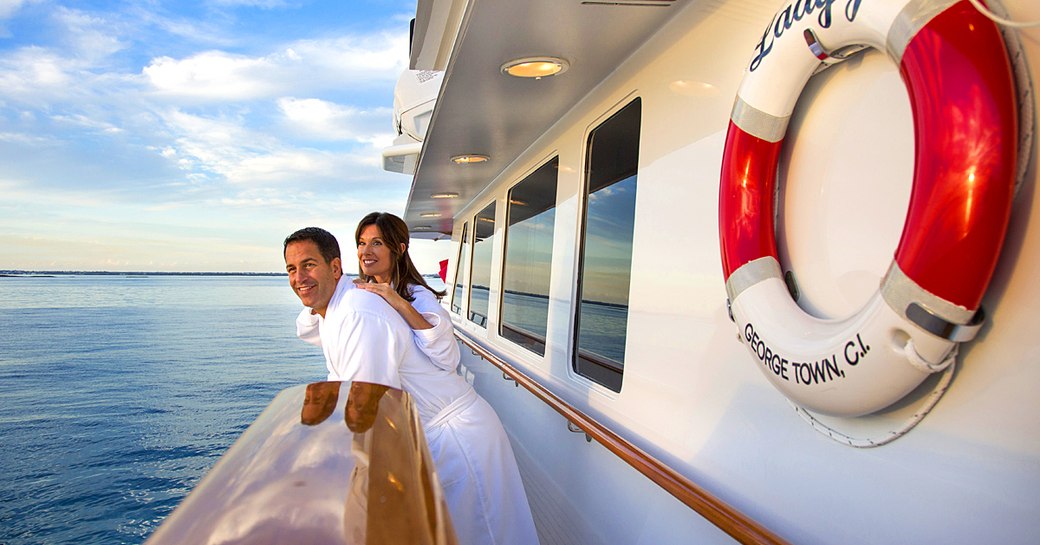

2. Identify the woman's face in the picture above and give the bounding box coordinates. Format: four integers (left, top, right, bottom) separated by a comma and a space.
357, 224, 395, 283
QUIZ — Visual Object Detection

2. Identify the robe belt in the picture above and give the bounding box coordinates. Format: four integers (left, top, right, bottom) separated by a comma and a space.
425, 387, 479, 430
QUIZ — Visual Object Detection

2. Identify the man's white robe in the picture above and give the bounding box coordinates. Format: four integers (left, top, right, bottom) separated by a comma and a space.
296, 279, 538, 545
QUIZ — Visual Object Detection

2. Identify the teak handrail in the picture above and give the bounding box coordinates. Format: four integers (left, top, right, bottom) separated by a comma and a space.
455, 331, 790, 545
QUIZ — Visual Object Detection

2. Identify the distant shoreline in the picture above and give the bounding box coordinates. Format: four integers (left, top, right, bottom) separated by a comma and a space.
0, 270, 287, 277
0, 270, 445, 278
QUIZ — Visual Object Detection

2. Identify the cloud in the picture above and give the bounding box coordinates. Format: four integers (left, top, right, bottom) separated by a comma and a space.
0, 1, 433, 271
53, 6, 126, 62
142, 33, 407, 101
0, 0, 24, 17
144, 51, 281, 100
277, 97, 392, 143
0, 47, 76, 99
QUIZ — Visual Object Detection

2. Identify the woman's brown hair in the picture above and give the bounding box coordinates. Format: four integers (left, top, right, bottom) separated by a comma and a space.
355, 212, 446, 301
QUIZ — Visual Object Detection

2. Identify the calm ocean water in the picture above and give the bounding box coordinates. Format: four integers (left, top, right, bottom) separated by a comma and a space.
0, 274, 330, 545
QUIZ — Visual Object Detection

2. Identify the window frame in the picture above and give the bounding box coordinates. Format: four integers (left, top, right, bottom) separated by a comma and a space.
571, 97, 642, 393
450, 221, 470, 316
468, 201, 497, 329
498, 155, 560, 357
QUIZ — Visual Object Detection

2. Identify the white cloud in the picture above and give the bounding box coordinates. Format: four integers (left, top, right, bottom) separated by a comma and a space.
144, 51, 280, 100
155, 108, 385, 187
0, 0, 27, 19
50, 113, 123, 133
54, 7, 126, 62
208, 0, 295, 8
0, 47, 75, 97
0, 2, 421, 271
277, 97, 392, 142
142, 33, 407, 101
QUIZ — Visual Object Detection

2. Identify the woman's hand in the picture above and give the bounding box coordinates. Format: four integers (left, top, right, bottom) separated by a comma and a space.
353, 279, 434, 330
353, 279, 406, 309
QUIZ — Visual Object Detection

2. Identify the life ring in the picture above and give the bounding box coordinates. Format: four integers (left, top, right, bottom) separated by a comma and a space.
719, 0, 1018, 416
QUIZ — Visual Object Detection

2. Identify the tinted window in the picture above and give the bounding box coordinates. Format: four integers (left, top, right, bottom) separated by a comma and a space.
450, 222, 469, 315
574, 99, 640, 392
500, 157, 559, 355
469, 202, 496, 328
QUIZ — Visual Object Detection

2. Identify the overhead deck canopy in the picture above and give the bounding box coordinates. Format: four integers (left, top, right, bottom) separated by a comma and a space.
402, 0, 685, 238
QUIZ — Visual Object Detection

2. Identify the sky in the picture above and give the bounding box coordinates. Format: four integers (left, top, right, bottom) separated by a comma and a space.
0, 0, 452, 274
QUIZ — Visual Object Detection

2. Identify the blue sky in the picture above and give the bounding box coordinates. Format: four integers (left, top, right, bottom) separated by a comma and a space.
0, 0, 450, 273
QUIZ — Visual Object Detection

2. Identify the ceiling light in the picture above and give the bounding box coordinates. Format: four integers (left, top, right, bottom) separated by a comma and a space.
420, 212, 442, 218
412, 225, 432, 231
501, 57, 569, 79
451, 154, 489, 164
431, 192, 459, 199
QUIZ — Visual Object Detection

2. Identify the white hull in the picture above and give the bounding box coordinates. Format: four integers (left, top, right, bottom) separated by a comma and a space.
398, 0, 1040, 543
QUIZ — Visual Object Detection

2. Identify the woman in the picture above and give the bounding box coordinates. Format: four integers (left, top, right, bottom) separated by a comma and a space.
351, 212, 460, 373
302, 212, 539, 545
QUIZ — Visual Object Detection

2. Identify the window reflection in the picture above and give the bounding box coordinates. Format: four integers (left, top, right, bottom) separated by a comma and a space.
469, 203, 496, 328
575, 99, 640, 392
500, 157, 559, 356
451, 223, 469, 315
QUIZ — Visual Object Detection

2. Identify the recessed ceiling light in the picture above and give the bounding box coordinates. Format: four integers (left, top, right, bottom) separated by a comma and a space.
430, 192, 459, 199
420, 212, 442, 218
451, 154, 489, 164
412, 225, 432, 231
501, 57, 569, 79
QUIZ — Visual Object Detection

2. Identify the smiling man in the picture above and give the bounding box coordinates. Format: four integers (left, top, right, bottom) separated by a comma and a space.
284, 227, 343, 318
283, 226, 408, 386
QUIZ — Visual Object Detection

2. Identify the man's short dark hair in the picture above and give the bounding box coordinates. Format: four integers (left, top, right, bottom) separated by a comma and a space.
284, 227, 341, 263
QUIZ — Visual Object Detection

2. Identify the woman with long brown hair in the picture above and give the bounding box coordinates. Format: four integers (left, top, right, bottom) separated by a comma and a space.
351, 211, 459, 371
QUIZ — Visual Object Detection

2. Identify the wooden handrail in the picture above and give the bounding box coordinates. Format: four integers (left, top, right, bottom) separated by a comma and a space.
455, 331, 790, 545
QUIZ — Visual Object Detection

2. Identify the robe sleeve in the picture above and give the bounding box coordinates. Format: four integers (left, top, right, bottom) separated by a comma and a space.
327, 308, 404, 389
296, 308, 323, 347
409, 286, 461, 372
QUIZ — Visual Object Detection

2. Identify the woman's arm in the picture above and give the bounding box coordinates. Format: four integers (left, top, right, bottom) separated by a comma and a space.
352, 281, 433, 329
354, 281, 460, 372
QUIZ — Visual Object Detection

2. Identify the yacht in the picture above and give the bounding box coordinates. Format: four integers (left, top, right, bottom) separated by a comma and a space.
151, 0, 1040, 543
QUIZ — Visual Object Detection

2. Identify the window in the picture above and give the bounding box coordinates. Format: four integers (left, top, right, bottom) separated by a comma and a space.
450, 222, 469, 315
469, 202, 497, 327
500, 157, 559, 356
574, 99, 640, 392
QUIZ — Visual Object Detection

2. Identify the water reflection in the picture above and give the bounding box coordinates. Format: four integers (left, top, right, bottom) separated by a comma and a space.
451, 223, 469, 315
501, 157, 558, 356
469, 202, 497, 327
575, 98, 641, 391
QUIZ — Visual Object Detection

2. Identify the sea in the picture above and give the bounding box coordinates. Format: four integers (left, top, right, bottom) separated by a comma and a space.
0, 273, 369, 544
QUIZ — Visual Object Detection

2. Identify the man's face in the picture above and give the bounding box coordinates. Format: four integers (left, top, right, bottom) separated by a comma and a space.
285, 240, 342, 317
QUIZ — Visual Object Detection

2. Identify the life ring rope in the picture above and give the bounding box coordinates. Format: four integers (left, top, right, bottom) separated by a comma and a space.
790, 358, 956, 448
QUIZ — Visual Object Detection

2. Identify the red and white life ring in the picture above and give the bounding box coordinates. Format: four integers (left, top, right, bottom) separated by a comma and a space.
719, 0, 1018, 416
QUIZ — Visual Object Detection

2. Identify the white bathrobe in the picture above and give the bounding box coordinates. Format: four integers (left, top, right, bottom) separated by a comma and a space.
296, 279, 539, 545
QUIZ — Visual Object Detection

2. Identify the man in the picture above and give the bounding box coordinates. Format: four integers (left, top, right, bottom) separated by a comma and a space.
283, 226, 411, 387
283, 226, 540, 545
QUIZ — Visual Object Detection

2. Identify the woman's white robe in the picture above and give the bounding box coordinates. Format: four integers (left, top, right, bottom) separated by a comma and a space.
296, 280, 538, 545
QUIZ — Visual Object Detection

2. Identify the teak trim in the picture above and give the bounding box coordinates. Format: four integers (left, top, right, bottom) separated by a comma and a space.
455, 330, 790, 545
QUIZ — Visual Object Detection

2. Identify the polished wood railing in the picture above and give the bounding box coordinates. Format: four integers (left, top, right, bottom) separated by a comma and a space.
455, 331, 791, 545
146, 382, 457, 545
